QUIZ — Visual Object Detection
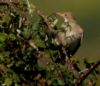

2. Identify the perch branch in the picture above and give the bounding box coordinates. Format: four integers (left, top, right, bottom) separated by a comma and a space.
74, 60, 100, 86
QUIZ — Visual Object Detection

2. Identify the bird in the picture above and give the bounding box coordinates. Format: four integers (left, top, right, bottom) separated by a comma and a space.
54, 12, 84, 59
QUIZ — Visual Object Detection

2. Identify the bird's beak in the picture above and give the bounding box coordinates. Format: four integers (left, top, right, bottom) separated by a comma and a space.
55, 12, 64, 17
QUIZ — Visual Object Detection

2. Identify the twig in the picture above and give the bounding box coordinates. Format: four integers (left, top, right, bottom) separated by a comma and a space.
0, 1, 19, 6
36, 10, 57, 35
74, 60, 100, 86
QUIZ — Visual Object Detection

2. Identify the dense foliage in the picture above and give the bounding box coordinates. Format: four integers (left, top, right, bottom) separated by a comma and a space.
0, 1, 99, 86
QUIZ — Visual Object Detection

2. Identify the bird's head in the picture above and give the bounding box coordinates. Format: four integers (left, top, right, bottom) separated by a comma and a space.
55, 12, 76, 23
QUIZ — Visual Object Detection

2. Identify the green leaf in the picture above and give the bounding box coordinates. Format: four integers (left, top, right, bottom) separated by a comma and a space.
4, 78, 13, 86
13, 73, 20, 83
8, 34, 16, 40
34, 36, 46, 48
22, 28, 31, 39
0, 33, 7, 42
31, 15, 41, 31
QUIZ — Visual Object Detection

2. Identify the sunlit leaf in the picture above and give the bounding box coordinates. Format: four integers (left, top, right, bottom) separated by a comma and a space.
4, 78, 13, 86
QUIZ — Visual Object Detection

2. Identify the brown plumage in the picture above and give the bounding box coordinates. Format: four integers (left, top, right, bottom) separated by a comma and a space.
55, 12, 84, 58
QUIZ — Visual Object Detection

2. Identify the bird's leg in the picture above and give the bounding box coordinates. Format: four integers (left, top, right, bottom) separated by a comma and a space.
65, 55, 78, 78
61, 47, 78, 77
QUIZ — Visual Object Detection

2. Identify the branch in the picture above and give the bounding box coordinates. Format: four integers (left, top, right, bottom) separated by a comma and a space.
0, 1, 19, 7
36, 10, 57, 35
74, 60, 100, 86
